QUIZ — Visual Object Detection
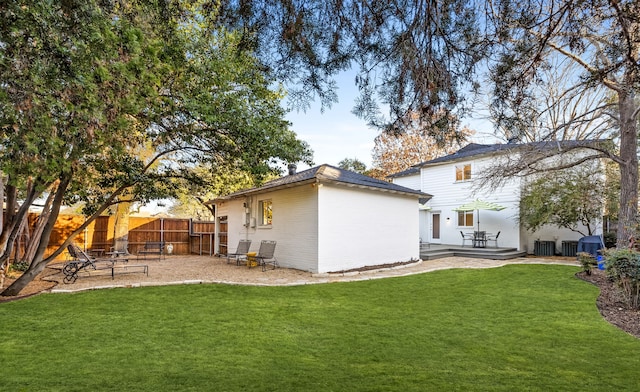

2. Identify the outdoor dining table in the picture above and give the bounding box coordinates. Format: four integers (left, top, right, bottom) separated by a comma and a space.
472, 231, 491, 248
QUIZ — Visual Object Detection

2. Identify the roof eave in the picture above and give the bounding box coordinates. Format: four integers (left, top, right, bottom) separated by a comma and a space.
208, 178, 317, 204
319, 178, 432, 200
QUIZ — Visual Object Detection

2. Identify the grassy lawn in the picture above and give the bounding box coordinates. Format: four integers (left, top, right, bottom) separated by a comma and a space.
1, 264, 639, 391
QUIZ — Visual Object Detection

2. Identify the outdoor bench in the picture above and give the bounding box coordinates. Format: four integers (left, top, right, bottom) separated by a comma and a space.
138, 241, 165, 261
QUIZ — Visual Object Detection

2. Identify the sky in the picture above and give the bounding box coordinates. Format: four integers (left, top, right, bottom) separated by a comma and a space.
285, 71, 379, 170
285, 70, 500, 172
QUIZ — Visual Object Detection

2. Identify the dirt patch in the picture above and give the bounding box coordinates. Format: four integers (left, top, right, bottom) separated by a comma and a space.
0, 268, 59, 302
577, 269, 640, 338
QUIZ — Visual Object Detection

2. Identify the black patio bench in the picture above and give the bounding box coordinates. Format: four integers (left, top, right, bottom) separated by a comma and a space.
138, 241, 165, 261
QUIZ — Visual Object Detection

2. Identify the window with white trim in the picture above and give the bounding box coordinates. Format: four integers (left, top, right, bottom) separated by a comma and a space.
457, 211, 474, 227
258, 199, 272, 226
455, 164, 472, 182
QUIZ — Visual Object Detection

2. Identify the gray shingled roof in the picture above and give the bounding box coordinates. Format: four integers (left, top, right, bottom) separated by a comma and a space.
388, 140, 603, 178
213, 164, 431, 202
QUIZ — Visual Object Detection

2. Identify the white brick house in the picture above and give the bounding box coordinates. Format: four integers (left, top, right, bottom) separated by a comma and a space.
210, 164, 431, 273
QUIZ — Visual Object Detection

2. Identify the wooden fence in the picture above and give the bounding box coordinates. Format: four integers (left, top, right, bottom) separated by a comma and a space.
40, 214, 215, 260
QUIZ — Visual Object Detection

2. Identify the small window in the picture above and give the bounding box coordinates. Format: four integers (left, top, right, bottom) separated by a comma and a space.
457, 211, 474, 227
455, 164, 472, 181
258, 199, 272, 226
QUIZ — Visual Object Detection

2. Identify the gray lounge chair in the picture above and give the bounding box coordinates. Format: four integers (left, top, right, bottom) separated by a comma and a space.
227, 239, 252, 265
255, 240, 278, 271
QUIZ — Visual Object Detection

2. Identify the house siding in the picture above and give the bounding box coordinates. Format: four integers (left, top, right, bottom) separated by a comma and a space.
317, 184, 419, 273
413, 157, 522, 249
392, 174, 421, 190
218, 185, 319, 271
399, 147, 602, 252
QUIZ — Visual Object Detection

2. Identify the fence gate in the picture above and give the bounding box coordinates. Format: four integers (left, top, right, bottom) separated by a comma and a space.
218, 216, 228, 256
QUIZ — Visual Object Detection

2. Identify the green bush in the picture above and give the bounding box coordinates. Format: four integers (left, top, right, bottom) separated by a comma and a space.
603, 248, 640, 309
603, 231, 617, 248
9, 261, 29, 272
577, 252, 597, 275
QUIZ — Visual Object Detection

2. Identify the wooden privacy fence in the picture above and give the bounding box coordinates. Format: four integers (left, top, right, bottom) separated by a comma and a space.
40, 215, 215, 260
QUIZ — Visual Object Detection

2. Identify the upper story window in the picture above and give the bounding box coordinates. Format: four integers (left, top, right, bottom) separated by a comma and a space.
455, 164, 472, 182
258, 199, 272, 226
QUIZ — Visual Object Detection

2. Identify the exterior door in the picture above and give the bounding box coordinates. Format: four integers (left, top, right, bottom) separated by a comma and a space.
217, 216, 228, 255
432, 213, 441, 242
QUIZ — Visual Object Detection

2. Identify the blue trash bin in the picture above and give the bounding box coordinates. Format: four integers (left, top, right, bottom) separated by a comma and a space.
596, 255, 605, 270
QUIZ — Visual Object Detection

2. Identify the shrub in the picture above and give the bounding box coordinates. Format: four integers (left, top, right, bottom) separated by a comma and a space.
603, 231, 617, 248
9, 261, 29, 272
603, 248, 640, 309
577, 252, 597, 275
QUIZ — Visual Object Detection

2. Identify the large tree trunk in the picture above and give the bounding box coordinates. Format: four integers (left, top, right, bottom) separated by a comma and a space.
112, 198, 132, 253
1, 176, 70, 296
20, 183, 58, 264
616, 88, 638, 248
0, 182, 40, 267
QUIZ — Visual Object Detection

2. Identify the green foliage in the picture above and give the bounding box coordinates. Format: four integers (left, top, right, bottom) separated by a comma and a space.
169, 162, 258, 219
603, 248, 640, 309
603, 231, 617, 249
8, 261, 29, 272
519, 165, 607, 236
338, 158, 367, 174
577, 252, 597, 275
215, 1, 485, 134
1, 0, 312, 217
0, 1, 314, 295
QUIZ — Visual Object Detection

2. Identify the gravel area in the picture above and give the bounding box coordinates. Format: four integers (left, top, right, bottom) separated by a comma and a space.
35, 254, 580, 292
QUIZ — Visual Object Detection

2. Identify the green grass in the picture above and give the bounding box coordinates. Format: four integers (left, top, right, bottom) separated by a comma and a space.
1, 264, 639, 391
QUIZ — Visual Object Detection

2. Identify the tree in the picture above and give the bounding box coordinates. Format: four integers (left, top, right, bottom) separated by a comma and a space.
485, 0, 639, 247
338, 158, 367, 174
372, 110, 475, 177
489, 60, 615, 143
0, 1, 311, 296
213, 0, 486, 134
169, 162, 259, 219
519, 165, 610, 236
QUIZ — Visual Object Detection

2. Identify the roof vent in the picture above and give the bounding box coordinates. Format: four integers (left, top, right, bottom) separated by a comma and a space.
287, 163, 297, 175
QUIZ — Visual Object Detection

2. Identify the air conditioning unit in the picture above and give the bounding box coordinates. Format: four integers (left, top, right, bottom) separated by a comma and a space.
534, 240, 555, 256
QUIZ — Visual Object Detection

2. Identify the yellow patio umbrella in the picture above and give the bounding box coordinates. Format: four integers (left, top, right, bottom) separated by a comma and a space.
453, 199, 506, 232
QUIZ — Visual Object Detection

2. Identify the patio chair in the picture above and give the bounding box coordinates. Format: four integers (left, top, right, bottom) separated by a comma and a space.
473, 231, 487, 248
486, 231, 500, 248
460, 231, 473, 247
108, 242, 132, 258
227, 239, 252, 265
63, 244, 116, 283
255, 240, 278, 272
